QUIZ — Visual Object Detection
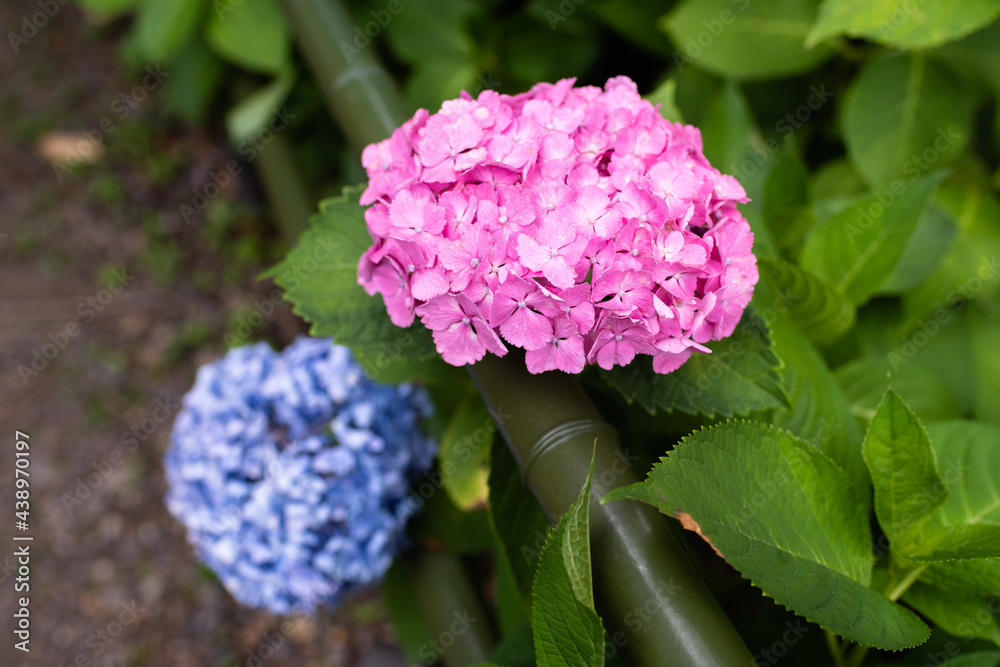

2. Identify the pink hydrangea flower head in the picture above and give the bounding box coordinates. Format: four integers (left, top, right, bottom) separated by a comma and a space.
358, 76, 757, 374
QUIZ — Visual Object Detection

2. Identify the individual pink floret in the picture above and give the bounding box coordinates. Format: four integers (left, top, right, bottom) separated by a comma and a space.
489, 275, 561, 351
415, 293, 506, 366
526, 317, 586, 375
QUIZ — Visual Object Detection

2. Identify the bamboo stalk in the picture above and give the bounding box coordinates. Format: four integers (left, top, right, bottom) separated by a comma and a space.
229, 77, 312, 244
406, 549, 497, 667
253, 131, 312, 242
470, 352, 754, 666
276, 0, 756, 663
277, 0, 409, 152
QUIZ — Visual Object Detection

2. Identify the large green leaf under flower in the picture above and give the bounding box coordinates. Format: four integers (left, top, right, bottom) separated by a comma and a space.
606, 421, 931, 649
265, 186, 439, 366
601, 309, 789, 418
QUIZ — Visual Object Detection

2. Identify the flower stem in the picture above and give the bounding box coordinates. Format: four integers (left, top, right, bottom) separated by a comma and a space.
886, 564, 927, 602
844, 640, 870, 667
470, 352, 754, 666
826, 629, 845, 666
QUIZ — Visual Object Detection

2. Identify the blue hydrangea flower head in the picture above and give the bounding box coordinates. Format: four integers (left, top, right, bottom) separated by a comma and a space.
165, 337, 436, 614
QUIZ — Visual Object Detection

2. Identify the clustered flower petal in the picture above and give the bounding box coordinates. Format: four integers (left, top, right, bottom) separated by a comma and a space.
165, 337, 436, 614
359, 76, 757, 374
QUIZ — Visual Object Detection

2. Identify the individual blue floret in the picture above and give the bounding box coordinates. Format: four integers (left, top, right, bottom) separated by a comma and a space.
165, 337, 436, 614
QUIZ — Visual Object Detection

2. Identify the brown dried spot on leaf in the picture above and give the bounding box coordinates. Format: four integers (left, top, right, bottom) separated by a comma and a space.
675, 512, 726, 561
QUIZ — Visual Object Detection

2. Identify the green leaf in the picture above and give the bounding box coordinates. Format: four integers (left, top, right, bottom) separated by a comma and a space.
494, 561, 532, 639
911, 421, 1000, 562
835, 357, 961, 426
205, 0, 289, 74
163, 37, 225, 124
842, 53, 975, 189
912, 523, 1000, 561
699, 81, 764, 186
644, 79, 684, 123
934, 653, 1000, 667
862, 389, 945, 556
488, 622, 536, 667
662, 0, 833, 80
134, 0, 205, 62
384, 0, 477, 62
921, 558, 1000, 598
699, 81, 777, 258
762, 150, 815, 256
759, 258, 856, 346
899, 304, 979, 417
489, 436, 552, 601
225, 68, 295, 144
880, 201, 956, 294
903, 582, 1000, 646
807, 0, 1000, 49
810, 158, 867, 202
672, 63, 721, 127
903, 180, 1000, 327
601, 309, 789, 418
382, 0, 485, 113
265, 187, 438, 365
353, 350, 458, 386
560, 456, 595, 610
760, 300, 866, 496
583, 0, 676, 56
532, 450, 604, 667
439, 389, 494, 510
506, 17, 600, 91
606, 421, 930, 649
970, 299, 1000, 427
933, 21, 1000, 95
799, 172, 943, 306
404, 58, 481, 116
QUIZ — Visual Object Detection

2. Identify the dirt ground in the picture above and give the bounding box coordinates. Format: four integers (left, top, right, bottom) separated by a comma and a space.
0, 2, 405, 665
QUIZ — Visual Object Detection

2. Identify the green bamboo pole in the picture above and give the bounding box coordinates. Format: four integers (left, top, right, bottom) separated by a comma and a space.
276, 0, 755, 664
277, 0, 409, 151
406, 549, 497, 667
254, 131, 312, 242
230, 78, 312, 244
470, 353, 754, 666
